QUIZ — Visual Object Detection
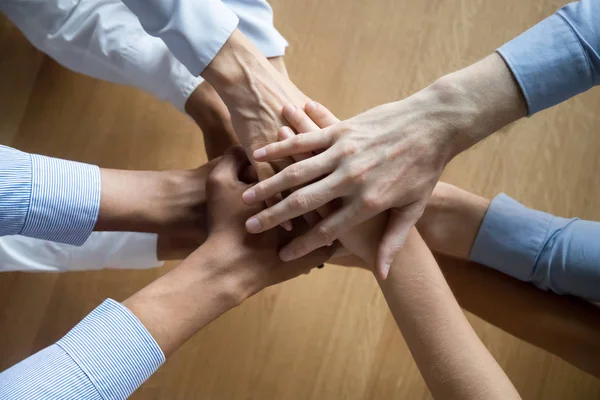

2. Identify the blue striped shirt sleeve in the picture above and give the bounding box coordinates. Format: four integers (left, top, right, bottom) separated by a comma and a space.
0, 299, 165, 400
0, 145, 101, 245
497, 0, 600, 115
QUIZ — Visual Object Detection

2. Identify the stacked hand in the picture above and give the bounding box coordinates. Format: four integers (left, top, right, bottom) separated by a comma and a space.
202, 30, 309, 184
196, 146, 335, 300
240, 96, 456, 279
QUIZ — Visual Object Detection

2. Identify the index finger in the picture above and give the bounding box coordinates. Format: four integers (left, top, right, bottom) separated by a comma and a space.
304, 101, 340, 128
253, 130, 333, 162
279, 200, 378, 262
283, 104, 320, 133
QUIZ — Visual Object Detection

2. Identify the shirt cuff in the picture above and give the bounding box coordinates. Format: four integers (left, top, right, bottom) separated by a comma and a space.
469, 193, 553, 282
57, 299, 165, 399
165, 62, 205, 111
122, 0, 239, 77
497, 13, 594, 115
0, 147, 33, 236
20, 153, 101, 246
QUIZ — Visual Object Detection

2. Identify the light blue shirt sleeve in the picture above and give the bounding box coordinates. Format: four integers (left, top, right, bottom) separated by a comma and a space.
497, 0, 600, 115
0, 145, 100, 245
0, 299, 165, 400
470, 194, 600, 302
121, 0, 240, 76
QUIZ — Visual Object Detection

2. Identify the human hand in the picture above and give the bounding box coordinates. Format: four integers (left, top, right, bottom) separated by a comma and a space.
200, 147, 334, 301
202, 30, 308, 181
238, 102, 387, 270
241, 96, 452, 279
185, 56, 290, 161
240, 53, 527, 279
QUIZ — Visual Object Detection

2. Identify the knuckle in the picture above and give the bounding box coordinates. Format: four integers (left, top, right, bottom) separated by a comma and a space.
339, 141, 359, 157
288, 193, 309, 209
336, 123, 353, 138
317, 224, 336, 243
257, 209, 275, 227
292, 133, 305, 147
344, 165, 368, 184
360, 193, 382, 213
206, 172, 225, 191
285, 165, 303, 184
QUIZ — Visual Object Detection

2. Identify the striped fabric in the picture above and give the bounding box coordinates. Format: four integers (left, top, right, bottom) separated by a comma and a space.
0, 145, 100, 246
0, 299, 165, 399
0, 147, 32, 236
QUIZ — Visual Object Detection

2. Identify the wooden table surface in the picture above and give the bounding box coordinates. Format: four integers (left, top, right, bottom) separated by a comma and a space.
1, 0, 600, 398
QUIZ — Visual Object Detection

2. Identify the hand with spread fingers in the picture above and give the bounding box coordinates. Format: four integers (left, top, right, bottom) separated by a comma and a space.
241, 54, 528, 279
242, 98, 447, 279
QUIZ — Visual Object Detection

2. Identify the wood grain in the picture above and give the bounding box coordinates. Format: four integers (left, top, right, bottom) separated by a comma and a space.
1, 0, 599, 398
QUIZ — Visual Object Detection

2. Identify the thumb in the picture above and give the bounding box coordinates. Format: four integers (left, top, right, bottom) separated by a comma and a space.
375, 205, 423, 280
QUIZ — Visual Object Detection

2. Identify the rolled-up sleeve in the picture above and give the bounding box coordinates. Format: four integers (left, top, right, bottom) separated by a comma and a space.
470, 194, 600, 302
0, 146, 100, 246
497, 0, 600, 115
0, 299, 165, 400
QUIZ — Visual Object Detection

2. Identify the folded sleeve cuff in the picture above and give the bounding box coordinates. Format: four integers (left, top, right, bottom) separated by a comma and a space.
165, 63, 204, 111
497, 14, 594, 115
0, 146, 33, 237
469, 193, 553, 282
19, 154, 100, 246
57, 299, 165, 399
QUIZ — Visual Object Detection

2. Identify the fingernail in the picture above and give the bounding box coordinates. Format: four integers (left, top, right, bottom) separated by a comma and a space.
280, 248, 295, 262
253, 148, 266, 160
246, 217, 262, 233
305, 101, 317, 112
283, 104, 296, 114
242, 189, 256, 203
282, 220, 293, 231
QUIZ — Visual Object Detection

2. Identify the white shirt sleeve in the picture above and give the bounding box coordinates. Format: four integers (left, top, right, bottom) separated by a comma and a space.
0, 232, 162, 272
1, 0, 203, 110
2, 0, 287, 110
120, 0, 240, 76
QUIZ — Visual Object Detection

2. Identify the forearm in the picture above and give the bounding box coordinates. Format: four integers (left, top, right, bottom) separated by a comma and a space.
379, 229, 520, 400
122, 240, 241, 356
426, 53, 527, 156
439, 254, 600, 380
96, 164, 213, 235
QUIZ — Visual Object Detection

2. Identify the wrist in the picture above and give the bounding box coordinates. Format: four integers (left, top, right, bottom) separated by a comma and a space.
179, 236, 254, 306
96, 169, 206, 235
123, 243, 241, 356
185, 82, 230, 127
202, 30, 270, 101
425, 53, 527, 157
